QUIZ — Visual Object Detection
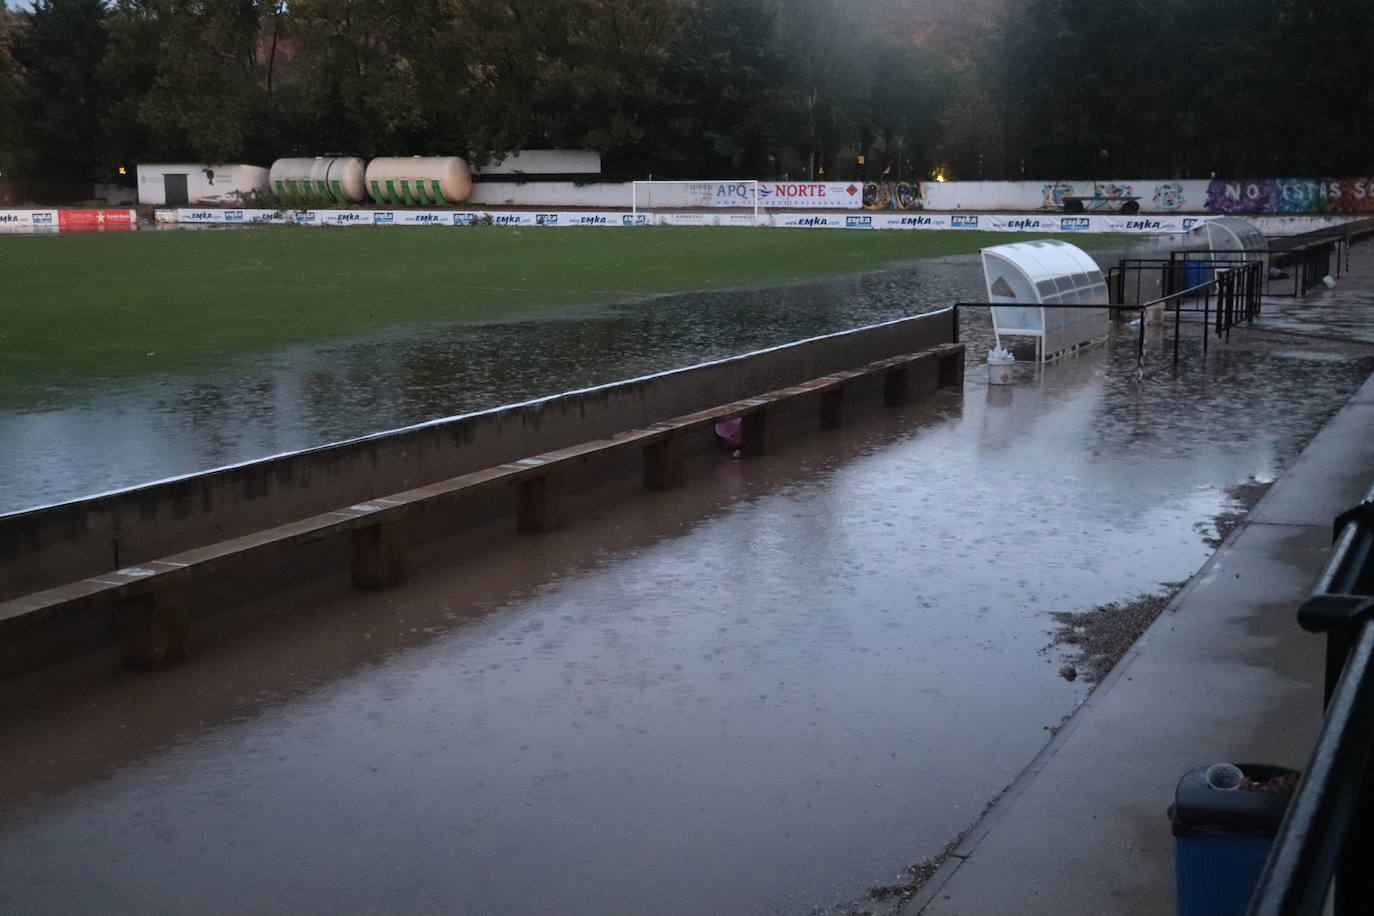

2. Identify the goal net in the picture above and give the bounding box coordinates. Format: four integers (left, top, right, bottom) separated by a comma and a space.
631, 180, 763, 224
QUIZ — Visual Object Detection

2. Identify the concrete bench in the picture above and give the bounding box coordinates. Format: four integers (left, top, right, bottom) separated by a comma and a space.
0, 342, 963, 670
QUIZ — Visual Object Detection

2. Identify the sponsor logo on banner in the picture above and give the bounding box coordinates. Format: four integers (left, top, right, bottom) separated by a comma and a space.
792, 217, 831, 227
536, 213, 559, 226
224, 210, 244, 222
58, 209, 134, 230
1182, 218, 1201, 231
492, 215, 523, 225
570, 215, 608, 225
187, 210, 216, 221
373, 212, 394, 224
899, 216, 933, 227
623, 214, 647, 226
1124, 219, 1163, 231
845, 216, 873, 228
1060, 217, 1091, 231
1006, 218, 1046, 230
334, 212, 364, 223
296, 210, 316, 223
453, 213, 473, 225
714, 183, 756, 204
0, 213, 22, 224
410, 213, 441, 224
952, 215, 979, 229
765, 183, 828, 200
758, 182, 862, 209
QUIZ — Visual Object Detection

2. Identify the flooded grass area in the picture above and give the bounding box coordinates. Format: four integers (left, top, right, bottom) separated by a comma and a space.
1, 250, 994, 512
2, 286, 1371, 914
0, 226, 1127, 408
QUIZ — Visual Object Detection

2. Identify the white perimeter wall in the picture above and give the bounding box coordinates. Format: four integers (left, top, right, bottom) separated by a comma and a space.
474, 150, 602, 175
471, 182, 629, 207
467, 179, 1202, 212
922, 179, 1205, 212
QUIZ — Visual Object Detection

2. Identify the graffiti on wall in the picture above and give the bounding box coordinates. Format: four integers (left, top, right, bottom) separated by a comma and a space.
1041, 184, 1074, 209
1041, 183, 1136, 210
1205, 178, 1374, 213
863, 181, 923, 210
1152, 183, 1185, 211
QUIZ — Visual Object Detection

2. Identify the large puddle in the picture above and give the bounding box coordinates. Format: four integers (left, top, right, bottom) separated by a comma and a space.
2, 287, 1372, 913
0, 241, 1164, 514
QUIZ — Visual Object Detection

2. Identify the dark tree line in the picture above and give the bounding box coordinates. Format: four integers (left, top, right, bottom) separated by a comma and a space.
1, 0, 1371, 192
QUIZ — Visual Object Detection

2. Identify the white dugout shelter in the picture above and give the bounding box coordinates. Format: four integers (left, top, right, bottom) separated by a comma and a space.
981, 239, 1111, 362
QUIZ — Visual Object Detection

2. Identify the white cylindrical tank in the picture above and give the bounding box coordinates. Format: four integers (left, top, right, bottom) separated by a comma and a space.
365, 156, 472, 205
269, 157, 367, 204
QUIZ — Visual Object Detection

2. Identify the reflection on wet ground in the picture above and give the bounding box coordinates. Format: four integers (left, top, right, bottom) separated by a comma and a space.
1247, 272, 1374, 344
3, 261, 1372, 913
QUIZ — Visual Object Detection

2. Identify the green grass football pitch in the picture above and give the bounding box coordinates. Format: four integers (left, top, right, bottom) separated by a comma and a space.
0, 225, 1124, 407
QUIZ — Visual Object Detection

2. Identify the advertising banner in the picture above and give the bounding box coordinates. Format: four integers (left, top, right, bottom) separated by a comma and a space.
57, 209, 135, 231
0, 209, 57, 230
171, 207, 1211, 234
772, 214, 848, 228
657, 213, 760, 227
757, 182, 863, 209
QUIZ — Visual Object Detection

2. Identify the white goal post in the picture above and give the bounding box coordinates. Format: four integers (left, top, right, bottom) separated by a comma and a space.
631, 180, 763, 223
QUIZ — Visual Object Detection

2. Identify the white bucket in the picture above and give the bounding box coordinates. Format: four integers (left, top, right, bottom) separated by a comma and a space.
987, 349, 1015, 385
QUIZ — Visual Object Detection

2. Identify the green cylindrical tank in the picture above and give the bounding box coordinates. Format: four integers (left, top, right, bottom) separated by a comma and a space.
365, 157, 472, 205
269, 158, 367, 205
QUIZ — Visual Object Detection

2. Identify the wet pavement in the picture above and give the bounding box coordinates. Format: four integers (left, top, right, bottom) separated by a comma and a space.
3, 245, 1373, 913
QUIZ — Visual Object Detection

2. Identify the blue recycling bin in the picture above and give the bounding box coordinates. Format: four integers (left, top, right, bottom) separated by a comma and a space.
1169, 764, 1294, 916
1184, 260, 1207, 290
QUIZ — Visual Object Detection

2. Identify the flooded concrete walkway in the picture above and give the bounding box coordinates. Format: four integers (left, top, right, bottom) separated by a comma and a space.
4, 244, 1374, 913
904, 246, 1374, 915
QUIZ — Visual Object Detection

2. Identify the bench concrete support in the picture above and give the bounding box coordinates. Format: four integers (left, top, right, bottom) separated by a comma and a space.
518, 473, 564, 532
0, 340, 965, 676
117, 592, 190, 669
938, 348, 965, 388
819, 387, 848, 429
884, 367, 910, 406
351, 521, 408, 589
741, 411, 769, 456
643, 439, 684, 490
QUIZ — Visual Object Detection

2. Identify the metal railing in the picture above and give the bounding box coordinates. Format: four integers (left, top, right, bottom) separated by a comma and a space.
1247, 486, 1374, 915
1103, 257, 1265, 364
954, 266, 1263, 372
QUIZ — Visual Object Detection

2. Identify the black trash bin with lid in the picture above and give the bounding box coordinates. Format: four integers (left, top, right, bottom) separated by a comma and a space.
1169, 763, 1297, 916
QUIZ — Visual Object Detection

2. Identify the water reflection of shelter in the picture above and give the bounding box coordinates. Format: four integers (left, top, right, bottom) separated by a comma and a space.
981, 240, 1110, 363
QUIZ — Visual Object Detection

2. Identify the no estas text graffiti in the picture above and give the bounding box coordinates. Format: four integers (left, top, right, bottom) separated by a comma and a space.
1205, 178, 1374, 213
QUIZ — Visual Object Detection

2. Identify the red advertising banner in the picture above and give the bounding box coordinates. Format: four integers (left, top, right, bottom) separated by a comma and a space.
57, 209, 135, 231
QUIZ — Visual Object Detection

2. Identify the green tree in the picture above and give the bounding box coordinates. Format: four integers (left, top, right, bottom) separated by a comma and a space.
623, 0, 788, 177
0, 6, 22, 178
8, 0, 109, 183
772, 0, 864, 179
852, 33, 953, 181
136, 0, 286, 162
454, 0, 685, 160
98, 0, 163, 172
285, 0, 470, 157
